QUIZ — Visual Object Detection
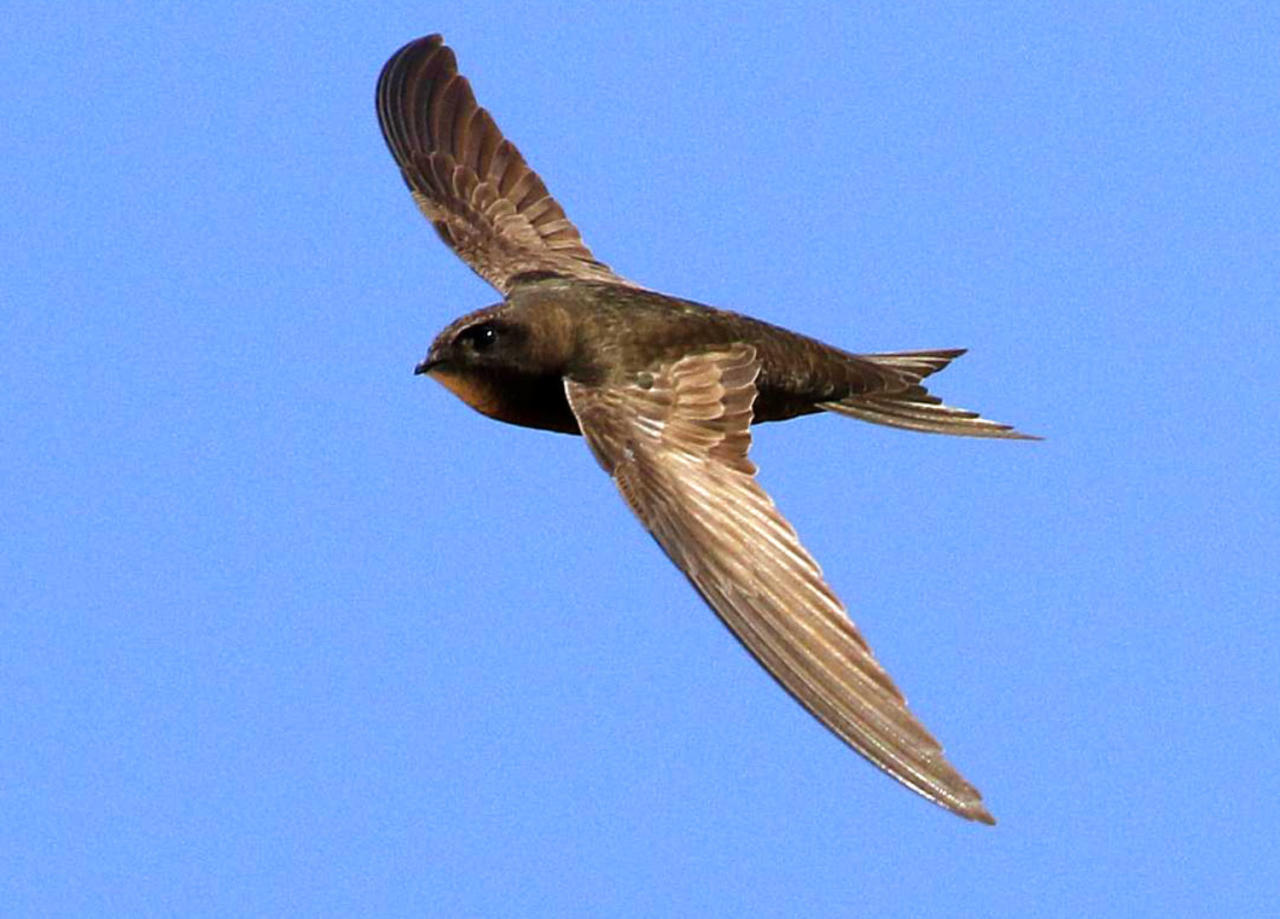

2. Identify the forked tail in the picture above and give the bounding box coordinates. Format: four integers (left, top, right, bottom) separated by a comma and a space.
821, 349, 1039, 439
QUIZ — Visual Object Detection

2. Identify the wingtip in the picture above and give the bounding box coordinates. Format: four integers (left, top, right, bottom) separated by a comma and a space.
946, 795, 996, 825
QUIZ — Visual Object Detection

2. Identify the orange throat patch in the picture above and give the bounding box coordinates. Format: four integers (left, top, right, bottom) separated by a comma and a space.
428, 367, 506, 420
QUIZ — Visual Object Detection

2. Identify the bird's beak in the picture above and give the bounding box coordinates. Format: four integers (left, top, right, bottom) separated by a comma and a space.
414, 346, 445, 375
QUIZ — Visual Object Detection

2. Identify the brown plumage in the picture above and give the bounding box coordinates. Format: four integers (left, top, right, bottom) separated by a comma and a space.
378, 33, 1037, 824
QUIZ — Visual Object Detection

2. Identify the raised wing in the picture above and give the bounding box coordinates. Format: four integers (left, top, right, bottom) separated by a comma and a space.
376, 34, 632, 293
565, 346, 995, 823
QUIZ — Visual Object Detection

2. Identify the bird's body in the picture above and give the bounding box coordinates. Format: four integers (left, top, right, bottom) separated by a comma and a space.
378, 33, 1036, 825
422, 277, 1004, 434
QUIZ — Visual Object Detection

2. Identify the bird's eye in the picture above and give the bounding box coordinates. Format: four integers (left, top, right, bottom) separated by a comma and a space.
462, 323, 499, 353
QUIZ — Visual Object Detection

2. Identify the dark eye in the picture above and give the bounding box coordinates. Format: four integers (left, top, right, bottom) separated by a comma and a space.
462, 323, 499, 353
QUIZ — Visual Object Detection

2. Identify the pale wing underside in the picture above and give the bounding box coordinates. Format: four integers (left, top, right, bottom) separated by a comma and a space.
565, 346, 994, 823
376, 34, 632, 293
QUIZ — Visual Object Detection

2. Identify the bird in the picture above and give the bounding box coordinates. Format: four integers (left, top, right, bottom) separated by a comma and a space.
376, 33, 1035, 825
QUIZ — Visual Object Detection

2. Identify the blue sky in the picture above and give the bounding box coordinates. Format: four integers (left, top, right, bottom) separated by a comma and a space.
4, 2, 1278, 915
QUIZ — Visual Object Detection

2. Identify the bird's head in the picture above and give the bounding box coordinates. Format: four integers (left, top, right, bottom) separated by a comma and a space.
416, 306, 525, 376
413, 300, 577, 423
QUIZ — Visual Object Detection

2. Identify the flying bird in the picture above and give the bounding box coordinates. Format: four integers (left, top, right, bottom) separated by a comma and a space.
376, 33, 1035, 824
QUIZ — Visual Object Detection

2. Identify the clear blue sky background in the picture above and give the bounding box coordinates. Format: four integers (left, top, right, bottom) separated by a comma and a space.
4, 2, 1277, 915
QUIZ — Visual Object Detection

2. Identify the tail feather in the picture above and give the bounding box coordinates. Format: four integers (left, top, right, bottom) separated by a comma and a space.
823, 349, 1039, 440
854, 347, 968, 379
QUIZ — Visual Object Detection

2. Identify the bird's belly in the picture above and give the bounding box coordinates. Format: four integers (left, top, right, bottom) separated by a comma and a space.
750, 389, 825, 424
